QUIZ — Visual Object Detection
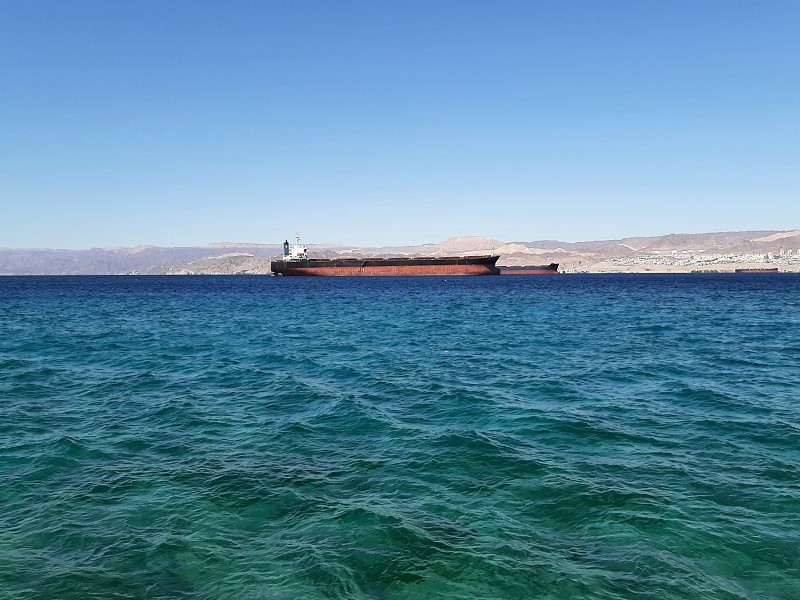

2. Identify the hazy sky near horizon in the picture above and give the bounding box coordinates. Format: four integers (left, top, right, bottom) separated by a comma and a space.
1, 0, 798, 248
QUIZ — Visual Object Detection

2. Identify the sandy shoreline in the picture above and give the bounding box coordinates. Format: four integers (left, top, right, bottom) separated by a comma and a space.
563, 261, 800, 274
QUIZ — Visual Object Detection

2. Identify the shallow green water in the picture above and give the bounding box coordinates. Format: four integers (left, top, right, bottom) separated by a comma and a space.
1, 275, 799, 598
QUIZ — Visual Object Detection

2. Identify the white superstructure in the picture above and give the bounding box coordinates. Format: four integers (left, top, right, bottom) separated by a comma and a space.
282, 234, 308, 260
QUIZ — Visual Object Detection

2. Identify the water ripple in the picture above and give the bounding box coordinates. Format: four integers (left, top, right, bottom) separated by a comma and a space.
1, 274, 799, 599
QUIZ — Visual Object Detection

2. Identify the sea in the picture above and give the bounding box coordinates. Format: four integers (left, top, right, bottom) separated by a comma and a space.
1, 274, 798, 600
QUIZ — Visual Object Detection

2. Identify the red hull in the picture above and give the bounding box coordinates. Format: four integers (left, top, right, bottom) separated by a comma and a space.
272, 254, 500, 276
277, 264, 497, 276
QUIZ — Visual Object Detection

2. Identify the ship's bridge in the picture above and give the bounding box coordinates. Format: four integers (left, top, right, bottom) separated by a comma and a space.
283, 235, 307, 260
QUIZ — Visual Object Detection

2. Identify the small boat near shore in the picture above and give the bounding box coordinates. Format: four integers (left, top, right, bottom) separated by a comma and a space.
734, 268, 779, 273
499, 264, 559, 275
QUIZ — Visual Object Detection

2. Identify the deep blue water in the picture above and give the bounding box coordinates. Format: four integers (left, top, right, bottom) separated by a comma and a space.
1, 274, 799, 599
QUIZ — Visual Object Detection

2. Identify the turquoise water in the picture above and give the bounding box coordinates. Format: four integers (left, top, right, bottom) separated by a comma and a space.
1, 274, 799, 599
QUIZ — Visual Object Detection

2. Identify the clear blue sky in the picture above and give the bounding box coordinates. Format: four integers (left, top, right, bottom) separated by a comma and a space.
1, 0, 798, 248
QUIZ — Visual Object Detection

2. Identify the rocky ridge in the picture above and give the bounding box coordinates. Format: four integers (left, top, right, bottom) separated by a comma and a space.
2, 230, 799, 274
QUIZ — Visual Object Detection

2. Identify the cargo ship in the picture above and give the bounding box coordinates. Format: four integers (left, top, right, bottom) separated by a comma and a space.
499, 264, 559, 275
271, 236, 501, 276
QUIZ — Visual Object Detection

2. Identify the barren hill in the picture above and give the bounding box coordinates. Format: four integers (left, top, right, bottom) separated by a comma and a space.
2, 229, 799, 274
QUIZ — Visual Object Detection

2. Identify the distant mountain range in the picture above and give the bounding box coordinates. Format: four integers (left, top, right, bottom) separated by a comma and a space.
2, 230, 799, 274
